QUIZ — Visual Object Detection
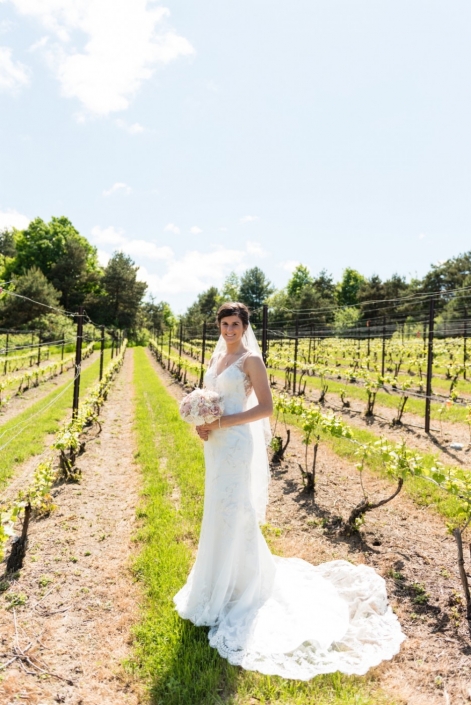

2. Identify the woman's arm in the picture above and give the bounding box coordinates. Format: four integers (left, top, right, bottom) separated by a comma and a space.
197, 355, 273, 439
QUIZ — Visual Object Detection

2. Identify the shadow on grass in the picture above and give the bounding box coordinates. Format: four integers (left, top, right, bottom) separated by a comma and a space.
147, 620, 239, 705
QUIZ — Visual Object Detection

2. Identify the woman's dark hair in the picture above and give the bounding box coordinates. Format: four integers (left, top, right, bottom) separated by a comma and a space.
216, 302, 250, 328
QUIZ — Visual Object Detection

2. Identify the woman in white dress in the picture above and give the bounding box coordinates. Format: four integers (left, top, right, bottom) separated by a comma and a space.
174, 302, 405, 680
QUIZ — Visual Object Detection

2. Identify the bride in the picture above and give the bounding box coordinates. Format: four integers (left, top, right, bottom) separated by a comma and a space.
174, 302, 405, 680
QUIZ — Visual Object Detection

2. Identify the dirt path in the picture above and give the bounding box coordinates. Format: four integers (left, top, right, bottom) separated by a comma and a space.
149, 347, 471, 705
0, 350, 100, 428
0, 348, 143, 705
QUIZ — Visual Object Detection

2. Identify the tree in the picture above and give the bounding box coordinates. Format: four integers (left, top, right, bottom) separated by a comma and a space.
238, 267, 274, 325
0, 228, 17, 259
286, 265, 313, 298
221, 272, 240, 302
312, 269, 336, 302
182, 286, 220, 334
97, 252, 147, 332
0, 228, 17, 280
141, 299, 175, 335
49, 236, 101, 310
336, 268, 365, 307
420, 251, 471, 314
0, 267, 61, 327
6, 216, 101, 309
333, 306, 361, 333
268, 266, 336, 329
357, 275, 385, 321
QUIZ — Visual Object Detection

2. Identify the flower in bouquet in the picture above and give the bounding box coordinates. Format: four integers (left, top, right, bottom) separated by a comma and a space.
179, 388, 224, 426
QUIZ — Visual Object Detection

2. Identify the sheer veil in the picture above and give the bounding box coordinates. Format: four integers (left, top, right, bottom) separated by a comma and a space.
210, 323, 271, 523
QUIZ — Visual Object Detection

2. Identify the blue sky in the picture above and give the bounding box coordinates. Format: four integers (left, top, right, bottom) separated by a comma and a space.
1, 0, 470, 312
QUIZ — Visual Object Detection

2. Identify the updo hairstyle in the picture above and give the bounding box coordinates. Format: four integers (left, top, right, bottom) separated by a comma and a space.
216, 302, 250, 329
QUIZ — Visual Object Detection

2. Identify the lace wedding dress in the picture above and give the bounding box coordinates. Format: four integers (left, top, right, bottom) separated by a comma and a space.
174, 350, 405, 680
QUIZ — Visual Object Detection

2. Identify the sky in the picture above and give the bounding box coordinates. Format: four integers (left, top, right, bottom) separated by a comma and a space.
1, 0, 471, 312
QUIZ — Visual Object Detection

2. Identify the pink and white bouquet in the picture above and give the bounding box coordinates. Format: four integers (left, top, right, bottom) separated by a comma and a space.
179, 388, 224, 426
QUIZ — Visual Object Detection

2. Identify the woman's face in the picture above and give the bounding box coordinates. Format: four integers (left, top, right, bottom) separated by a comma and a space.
220, 314, 247, 346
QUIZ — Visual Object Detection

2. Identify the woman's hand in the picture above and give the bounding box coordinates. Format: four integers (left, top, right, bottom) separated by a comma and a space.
197, 418, 223, 441
196, 426, 210, 441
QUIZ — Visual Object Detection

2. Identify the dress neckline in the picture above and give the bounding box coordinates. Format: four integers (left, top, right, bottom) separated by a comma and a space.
215, 350, 250, 378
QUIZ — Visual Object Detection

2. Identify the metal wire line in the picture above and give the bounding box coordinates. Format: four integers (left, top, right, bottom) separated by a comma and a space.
0, 288, 78, 318
0, 365, 84, 452
272, 284, 471, 316
0, 337, 76, 355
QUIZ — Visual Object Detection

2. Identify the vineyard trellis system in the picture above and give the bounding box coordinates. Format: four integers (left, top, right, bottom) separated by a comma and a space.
151, 287, 471, 434
148, 286, 471, 623
0, 340, 128, 572
149, 336, 471, 625
0, 290, 127, 577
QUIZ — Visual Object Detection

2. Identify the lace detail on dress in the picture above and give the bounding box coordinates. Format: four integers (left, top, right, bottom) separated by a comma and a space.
173, 349, 405, 680
213, 350, 253, 397
233, 351, 253, 396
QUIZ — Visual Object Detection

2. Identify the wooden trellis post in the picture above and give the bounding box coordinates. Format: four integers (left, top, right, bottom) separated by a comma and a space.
72, 307, 84, 419
425, 297, 435, 434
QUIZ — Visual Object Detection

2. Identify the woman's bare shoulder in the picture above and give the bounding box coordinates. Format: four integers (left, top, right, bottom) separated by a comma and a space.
243, 353, 265, 375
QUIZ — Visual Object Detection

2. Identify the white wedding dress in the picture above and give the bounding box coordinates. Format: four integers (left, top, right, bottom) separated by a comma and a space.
174, 350, 405, 680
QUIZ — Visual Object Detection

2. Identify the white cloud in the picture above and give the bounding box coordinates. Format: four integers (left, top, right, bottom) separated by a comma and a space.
246, 241, 267, 257
115, 118, 145, 134
90, 225, 173, 262
0, 46, 29, 91
0, 20, 14, 34
0, 208, 30, 230
279, 259, 300, 273
90, 223, 264, 299
123, 239, 173, 261
102, 182, 132, 197
240, 215, 259, 224
140, 246, 248, 296
164, 222, 180, 235
29, 35, 49, 52
7, 0, 194, 115
418, 232, 426, 240
97, 248, 110, 266
91, 225, 126, 247
190, 226, 202, 234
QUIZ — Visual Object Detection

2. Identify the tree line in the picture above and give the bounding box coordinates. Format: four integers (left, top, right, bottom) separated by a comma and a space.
1, 216, 470, 341
181, 256, 471, 336
0, 217, 148, 340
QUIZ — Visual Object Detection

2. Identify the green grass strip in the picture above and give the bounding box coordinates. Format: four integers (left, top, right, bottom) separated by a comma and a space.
269, 368, 469, 424
128, 347, 397, 705
0, 349, 112, 490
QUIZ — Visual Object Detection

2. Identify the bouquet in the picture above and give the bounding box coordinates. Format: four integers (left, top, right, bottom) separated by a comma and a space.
179, 388, 224, 426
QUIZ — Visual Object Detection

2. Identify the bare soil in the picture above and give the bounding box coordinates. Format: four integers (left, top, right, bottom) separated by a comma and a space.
0, 348, 144, 705
152, 349, 471, 705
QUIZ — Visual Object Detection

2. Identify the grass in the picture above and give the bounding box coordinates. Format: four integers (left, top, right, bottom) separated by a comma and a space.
268, 368, 470, 424
0, 349, 112, 490
128, 347, 399, 705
